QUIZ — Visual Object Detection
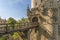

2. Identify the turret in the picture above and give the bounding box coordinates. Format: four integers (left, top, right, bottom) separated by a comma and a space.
27, 5, 31, 16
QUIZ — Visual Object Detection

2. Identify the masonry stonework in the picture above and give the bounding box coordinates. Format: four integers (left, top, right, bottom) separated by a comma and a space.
27, 0, 60, 40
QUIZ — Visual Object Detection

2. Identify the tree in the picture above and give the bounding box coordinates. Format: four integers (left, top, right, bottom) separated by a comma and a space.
7, 17, 17, 29
19, 17, 28, 24
12, 32, 19, 40
18, 17, 28, 39
18, 17, 28, 28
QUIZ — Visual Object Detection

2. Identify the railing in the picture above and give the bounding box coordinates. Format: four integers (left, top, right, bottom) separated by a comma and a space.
19, 22, 38, 28
0, 22, 39, 33
0, 22, 53, 38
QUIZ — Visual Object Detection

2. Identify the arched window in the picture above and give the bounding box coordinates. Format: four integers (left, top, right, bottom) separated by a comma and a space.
32, 17, 38, 22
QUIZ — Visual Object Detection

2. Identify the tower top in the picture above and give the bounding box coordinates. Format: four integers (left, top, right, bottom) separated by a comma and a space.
31, 0, 58, 8
31, 0, 46, 8
31, 0, 35, 8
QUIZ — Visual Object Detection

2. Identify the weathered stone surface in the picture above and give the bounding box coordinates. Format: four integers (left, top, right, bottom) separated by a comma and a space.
27, 0, 60, 40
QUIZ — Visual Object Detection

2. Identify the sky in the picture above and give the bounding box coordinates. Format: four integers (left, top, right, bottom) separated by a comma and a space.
0, 0, 31, 20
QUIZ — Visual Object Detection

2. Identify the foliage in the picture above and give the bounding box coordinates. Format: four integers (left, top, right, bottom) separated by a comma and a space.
0, 37, 8, 40
19, 17, 28, 24
0, 37, 4, 40
18, 17, 28, 28
7, 17, 17, 29
12, 32, 19, 40
0, 17, 28, 40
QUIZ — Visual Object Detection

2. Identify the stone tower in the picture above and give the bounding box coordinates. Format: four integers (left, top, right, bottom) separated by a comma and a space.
27, 0, 60, 40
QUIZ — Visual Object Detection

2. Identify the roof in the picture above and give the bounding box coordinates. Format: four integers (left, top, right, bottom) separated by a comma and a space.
0, 25, 6, 27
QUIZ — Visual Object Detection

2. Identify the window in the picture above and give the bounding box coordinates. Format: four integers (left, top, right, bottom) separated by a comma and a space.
57, 0, 60, 3
58, 25, 60, 35
41, 0, 42, 2
42, 8, 48, 16
50, 2, 53, 6
35, 2, 37, 5
32, 17, 38, 22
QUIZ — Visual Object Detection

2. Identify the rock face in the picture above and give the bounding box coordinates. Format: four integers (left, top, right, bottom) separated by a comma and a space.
27, 0, 60, 40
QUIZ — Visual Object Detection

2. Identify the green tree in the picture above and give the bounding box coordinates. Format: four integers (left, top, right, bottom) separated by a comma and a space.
7, 17, 17, 29
18, 17, 28, 28
18, 17, 28, 39
19, 17, 28, 24
12, 32, 19, 40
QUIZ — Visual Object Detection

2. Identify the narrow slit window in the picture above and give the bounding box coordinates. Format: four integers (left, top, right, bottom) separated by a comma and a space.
50, 2, 53, 6
36, 2, 37, 5
41, 0, 42, 2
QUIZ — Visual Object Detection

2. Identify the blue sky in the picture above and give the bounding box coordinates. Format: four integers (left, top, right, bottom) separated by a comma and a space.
0, 0, 31, 20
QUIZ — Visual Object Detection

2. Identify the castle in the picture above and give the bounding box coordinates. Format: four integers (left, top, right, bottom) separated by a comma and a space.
0, 0, 60, 40
27, 0, 60, 40
0, 17, 6, 33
